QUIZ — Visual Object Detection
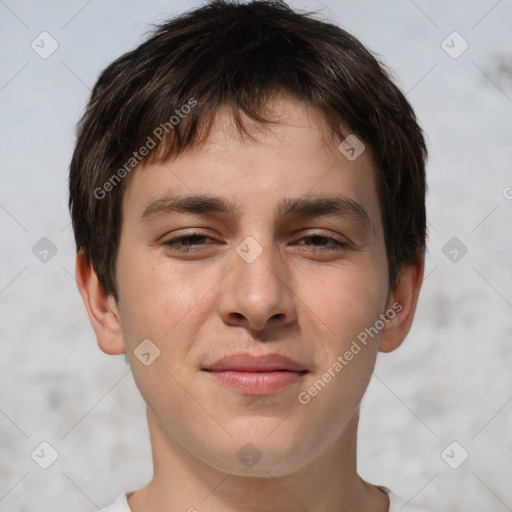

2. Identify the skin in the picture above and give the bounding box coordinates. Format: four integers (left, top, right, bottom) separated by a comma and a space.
76, 97, 424, 512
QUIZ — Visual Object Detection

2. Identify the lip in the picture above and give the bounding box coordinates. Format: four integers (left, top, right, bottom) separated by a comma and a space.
202, 353, 308, 395
204, 353, 306, 372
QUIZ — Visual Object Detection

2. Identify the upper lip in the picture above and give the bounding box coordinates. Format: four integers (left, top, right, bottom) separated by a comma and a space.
203, 353, 307, 372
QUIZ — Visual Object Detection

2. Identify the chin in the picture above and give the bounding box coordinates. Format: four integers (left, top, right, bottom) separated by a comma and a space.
200, 424, 315, 477
206, 447, 309, 478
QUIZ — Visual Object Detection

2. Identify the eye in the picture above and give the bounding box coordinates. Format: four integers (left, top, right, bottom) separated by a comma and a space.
295, 234, 349, 251
163, 232, 217, 252
162, 231, 349, 255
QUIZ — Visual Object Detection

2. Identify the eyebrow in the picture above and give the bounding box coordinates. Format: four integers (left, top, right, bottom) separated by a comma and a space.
140, 193, 371, 230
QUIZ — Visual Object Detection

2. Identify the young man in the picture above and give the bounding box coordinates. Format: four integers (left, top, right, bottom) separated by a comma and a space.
69, 1, 432, 510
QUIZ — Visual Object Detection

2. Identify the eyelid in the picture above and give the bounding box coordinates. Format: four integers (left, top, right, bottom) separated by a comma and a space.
163, 228, 346, 241
162, 228, 216, 240
294, 228, 349, 243
161, 228, 353, 256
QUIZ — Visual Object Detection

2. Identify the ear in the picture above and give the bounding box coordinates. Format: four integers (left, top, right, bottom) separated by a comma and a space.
378, 253, 425, 353
75, 250, 126, 355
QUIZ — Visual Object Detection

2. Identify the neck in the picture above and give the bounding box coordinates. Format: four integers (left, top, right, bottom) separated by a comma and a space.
128, 406, 389, 512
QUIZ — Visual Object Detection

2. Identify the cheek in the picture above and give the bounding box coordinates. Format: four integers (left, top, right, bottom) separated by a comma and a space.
295, 268, 386, 420
116, 247, 209, 344
115, 252, 206, 416
299, 260, 388, 348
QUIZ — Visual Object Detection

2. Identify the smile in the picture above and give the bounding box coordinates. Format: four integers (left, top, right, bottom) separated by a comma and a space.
204, 369, 308, 395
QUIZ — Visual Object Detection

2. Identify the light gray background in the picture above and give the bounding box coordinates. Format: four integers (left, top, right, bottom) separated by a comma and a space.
1, 1, 511, 510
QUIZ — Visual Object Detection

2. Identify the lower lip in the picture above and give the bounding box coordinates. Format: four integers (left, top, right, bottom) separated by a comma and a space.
206, 370, 306, 395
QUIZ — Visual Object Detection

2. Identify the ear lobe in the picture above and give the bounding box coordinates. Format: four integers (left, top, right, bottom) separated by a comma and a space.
75, 250, 126, 355
378, 254, 425, 354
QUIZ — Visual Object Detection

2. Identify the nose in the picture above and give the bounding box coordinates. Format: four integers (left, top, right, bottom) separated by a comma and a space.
217, 238, 297, 333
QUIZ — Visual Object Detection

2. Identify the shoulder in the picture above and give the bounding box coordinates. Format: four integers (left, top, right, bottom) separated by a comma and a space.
388, 491, 437, 512
100, 492, 132, 512
101, 489, 439, 512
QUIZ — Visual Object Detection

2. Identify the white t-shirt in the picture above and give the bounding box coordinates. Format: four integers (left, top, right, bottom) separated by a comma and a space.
101, 487, 436, 511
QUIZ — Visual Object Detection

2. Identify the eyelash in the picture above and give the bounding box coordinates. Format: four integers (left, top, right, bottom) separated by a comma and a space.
163, 232, 348, 253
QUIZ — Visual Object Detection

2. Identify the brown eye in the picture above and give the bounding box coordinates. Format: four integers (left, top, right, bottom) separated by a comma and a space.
163, 233, 216, 252
297, 234, 348, 251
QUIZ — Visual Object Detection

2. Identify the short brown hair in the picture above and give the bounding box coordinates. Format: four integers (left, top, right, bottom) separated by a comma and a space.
69, 0, 427, 301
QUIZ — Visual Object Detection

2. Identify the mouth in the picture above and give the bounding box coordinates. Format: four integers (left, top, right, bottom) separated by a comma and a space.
202, 353, 308, 395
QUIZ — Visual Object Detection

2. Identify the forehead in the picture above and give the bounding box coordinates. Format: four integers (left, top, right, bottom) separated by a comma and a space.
122, 97, 381, 230
187, 96, 360, 162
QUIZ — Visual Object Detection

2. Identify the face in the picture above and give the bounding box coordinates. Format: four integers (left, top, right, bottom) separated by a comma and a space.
112, 98, 393, 477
